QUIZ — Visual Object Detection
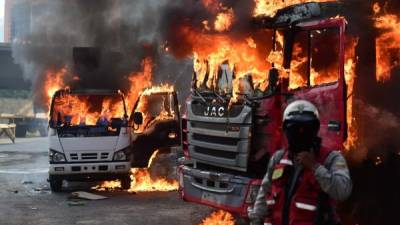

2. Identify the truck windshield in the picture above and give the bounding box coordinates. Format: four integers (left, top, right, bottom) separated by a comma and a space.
133, 93, 176, 132
191, 26, 341, 99
50, 93, 126, 129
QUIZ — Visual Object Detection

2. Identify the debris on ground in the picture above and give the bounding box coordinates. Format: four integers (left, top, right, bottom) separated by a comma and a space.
70, 191, 107, 200
67, 201, 86, 207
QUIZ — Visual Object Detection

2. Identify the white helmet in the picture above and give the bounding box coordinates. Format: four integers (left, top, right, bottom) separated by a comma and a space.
283, 100, 319, 123
283, 100, 320, 152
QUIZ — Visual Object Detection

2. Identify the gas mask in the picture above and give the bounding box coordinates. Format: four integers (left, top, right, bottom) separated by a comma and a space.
284, 115, 320, 154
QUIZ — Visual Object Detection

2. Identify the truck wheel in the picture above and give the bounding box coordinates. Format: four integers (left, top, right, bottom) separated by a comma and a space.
15, 126, 27, 138
121, 176, 131, 190
49, 179, 63, 192
39, 127, 48, 137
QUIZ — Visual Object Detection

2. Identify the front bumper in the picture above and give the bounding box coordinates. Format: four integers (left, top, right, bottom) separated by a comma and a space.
49, 161, 130, 180
179, 165, 260, 217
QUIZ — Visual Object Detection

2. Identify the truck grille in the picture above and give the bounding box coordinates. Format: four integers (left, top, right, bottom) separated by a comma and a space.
69, 152, 110, 161
187, 102, 253, 172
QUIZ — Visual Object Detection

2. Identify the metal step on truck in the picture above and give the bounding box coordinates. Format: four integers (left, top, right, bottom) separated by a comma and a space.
178, 2, 348, 218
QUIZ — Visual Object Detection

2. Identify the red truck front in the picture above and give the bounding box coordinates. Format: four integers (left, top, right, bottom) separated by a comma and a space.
178, 2, 348, 218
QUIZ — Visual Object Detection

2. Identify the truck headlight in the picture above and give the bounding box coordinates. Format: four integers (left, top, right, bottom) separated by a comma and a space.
49, 149, 66, 163
113, 150, 127, 161
168, 132, 177, 139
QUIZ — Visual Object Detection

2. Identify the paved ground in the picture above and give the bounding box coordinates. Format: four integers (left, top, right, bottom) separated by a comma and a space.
0, 137, 214, 225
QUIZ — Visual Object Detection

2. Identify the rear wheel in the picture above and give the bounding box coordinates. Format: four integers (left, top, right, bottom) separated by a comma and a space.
15, 125, 27, 138
49, 179, 63, 192
121, 176, 131, 190
39, 127, 48, 137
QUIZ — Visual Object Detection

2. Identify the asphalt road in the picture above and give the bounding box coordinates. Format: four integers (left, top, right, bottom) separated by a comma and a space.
0, 137, 213, 225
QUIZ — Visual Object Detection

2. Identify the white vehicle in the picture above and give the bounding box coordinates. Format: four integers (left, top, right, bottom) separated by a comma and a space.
48, 89, 131, 192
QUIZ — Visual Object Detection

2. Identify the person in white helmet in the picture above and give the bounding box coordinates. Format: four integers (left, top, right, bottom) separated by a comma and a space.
249, 100, 352, 225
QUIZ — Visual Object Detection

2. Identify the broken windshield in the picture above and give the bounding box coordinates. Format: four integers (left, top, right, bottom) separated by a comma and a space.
191, 25, 341, 99
133, 93, 177, 132
49, 92, 127, 129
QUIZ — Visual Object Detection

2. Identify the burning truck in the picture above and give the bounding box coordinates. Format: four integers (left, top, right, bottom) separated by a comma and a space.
46, 47, 181, 192
47, 86, 180, 192
48, 89, 132, 191
178, 2, 353, 218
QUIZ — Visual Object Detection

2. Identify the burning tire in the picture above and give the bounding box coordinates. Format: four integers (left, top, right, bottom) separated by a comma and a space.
49, 179, 62, 192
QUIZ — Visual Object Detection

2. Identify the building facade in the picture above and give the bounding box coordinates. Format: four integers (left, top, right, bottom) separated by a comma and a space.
4, 0, 50, 43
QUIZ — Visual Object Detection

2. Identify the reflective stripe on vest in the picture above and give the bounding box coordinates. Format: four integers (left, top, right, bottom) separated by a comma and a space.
265, 147, 337, 225
295, 202, 317, 211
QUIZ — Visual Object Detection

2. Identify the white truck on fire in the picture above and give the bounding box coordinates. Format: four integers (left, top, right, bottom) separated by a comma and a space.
47, 89, 131, 192
47, 88, 181, 192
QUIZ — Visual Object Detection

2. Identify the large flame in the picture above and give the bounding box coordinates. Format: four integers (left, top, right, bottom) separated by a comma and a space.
373, 3, 400, 82
344, 38, 359, 150
133, 84, 176, 133
253, 0, 336, 18
44, 68, 67, 112
199, 210, 235, 225
94, 150, 179, 192
128, 167, 179, 193
50, 91, 126, 126
191, 30, 272, 93
126, 57, 153, 113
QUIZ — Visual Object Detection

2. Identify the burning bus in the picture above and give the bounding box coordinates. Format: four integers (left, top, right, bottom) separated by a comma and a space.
48, 89, 132, 192
178, 2, 352, 218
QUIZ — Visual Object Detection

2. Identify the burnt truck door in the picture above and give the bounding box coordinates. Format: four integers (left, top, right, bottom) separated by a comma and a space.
283, 18, 347, 151
129, 91, 181, 167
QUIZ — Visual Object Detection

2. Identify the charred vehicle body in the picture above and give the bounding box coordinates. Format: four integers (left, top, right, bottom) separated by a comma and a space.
178, 2, 348, 217
48, 89, 131, 191
130, 88, 181, 168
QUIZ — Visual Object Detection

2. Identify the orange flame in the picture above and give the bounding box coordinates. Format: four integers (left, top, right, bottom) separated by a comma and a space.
44, 68, 67, 111
51, 93, 126, 126
253, 0, 336, 17
199, 210, 235, 225
344, 38, 359, 150
94, 180, 122, 191
94, 150, 179, 192
214, 8, 234, 32
373, 2, 400, 82
128, 168, 179, 193
126, 57, 153, 113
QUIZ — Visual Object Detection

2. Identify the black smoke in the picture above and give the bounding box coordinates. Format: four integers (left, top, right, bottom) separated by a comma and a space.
11, 0, 192, 110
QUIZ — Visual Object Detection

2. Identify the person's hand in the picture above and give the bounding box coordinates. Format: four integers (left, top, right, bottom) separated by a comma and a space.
296, 151, 318, 170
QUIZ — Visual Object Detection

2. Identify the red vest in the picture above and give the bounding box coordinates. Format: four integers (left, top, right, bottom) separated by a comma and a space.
264, 148, 338, 225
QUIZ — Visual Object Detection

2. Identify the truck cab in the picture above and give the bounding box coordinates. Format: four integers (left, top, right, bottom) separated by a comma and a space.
48, 89, 131, 192
179, 3, 348, 217
129, 87, 181, 167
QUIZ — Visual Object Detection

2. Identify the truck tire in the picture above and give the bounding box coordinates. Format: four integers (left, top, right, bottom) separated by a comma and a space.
121, 176, 131, 190
39, 127, 48, 137
49, 179, 63, 192
15, 125, 27, 138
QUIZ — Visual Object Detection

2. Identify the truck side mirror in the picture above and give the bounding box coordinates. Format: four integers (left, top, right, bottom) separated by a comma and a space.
133, 112, 143, 125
